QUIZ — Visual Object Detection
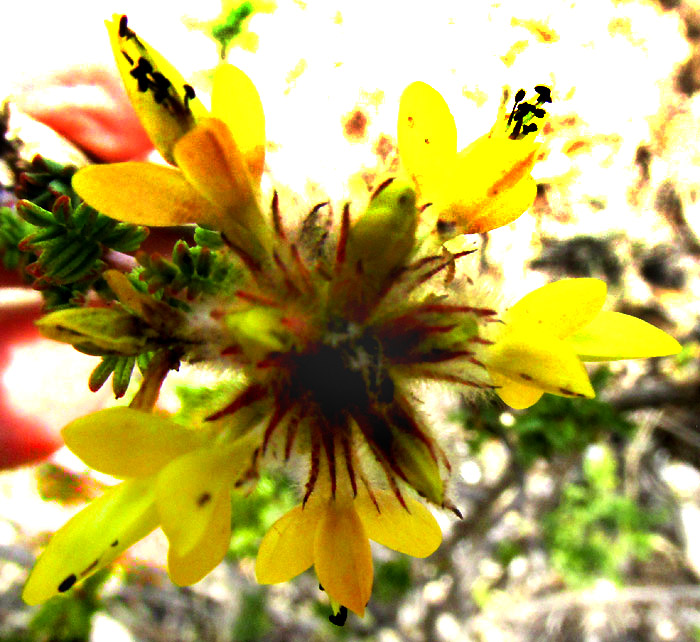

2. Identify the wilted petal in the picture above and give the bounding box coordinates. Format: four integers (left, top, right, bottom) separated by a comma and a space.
106, 14, 207, 163
568, 310, 682, 361
62, 407, 202, 478
155, 446, 243, 556
211, 64, 266, 183
73, 162, 222, 227
507, 278, 607, 338
356, 490, 441, 558
487, 330, 595, 402
398, 81, 457, 196
23, 478, 158, 605
490, 369, 544, 410
313, 503, 373, 617
255, 503, 321, 584
167, 487, 231, 586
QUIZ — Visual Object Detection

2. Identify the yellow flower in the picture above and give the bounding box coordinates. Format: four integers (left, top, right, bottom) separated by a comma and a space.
255, 464, 441, 617
485, 278, 682, 409
72, 15, 270, 263
22, 407, 255, 605
398, 82, 549, 236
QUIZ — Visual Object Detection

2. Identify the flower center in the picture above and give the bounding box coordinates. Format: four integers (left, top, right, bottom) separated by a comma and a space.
288, 319, 394, 418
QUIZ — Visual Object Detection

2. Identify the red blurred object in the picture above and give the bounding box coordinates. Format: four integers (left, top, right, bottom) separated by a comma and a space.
16, 65, 153, 162
0, 64, 157, 470
0, 298, 62, 469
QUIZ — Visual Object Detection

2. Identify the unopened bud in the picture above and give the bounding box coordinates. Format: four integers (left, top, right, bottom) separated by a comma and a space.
224, 306, 293, 362
346, 178, 418, 282
37, 307, 158, 356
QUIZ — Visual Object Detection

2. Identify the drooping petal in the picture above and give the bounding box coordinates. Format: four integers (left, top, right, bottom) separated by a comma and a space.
434, 134, 539, 234
487, 330, 595, 401
23, 478, 158, 605
356, 490, 441, 558
155, 446, 244, 556
211, 64, 266, 183
489, 369, 544, 410
398, 81, 457, 196
507, 278, 607, 339
106, 15, 208, 163
313, 503, 373, 617
568, 311, 682, 361
62, 408, 202, 478
255, 503, 321, 584
167, 487, 232, 586
72, 162, 223, 227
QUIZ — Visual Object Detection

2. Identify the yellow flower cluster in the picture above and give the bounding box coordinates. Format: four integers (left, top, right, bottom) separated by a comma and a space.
23, 14, 680, 620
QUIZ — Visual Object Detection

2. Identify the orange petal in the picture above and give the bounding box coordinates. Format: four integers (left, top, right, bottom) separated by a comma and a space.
255, 503, 320, 584
356, 490, 441, 558
72, 162, 222, 228
313, 503, 373, 617
172, 118, 270, 258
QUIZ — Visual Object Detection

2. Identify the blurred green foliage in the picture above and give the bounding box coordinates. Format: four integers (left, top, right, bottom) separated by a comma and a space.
543, 444, 660, 588
232, 590, 271, 641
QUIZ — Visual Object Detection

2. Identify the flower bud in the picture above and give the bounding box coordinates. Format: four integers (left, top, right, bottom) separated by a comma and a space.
346, 178, 418, 284
36, 307, 158, 356
224, 307, 294, 362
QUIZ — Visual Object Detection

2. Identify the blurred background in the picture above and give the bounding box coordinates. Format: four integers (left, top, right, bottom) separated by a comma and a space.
1, 0, 700, 640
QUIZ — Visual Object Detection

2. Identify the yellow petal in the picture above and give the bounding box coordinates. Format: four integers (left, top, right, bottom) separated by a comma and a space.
313, 503, 373, 617
487, 330, 595, 401
507, 278, 607, 339
106, 15, 208, 163
436, 134, 538, 234
167, 487, 231, 586
172, 119, 270, 259
62, 408, 202, 478
173, 118, 254, 212
449, 173, 536, 234
255, 503, 321, 584
398, 81, 457, 196
489, 369, 544, 410
155, 446, 246, 556
212, 64, 266, 183
23, 478, 158, 605
356, 490, 441, 558
73, 162, 222, 228
568, 311, 682, 361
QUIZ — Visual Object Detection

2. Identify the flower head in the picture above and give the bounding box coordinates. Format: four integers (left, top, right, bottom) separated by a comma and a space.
485, 278, 681, 409
22, 14, 682, 620
398, 81, 549, 237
